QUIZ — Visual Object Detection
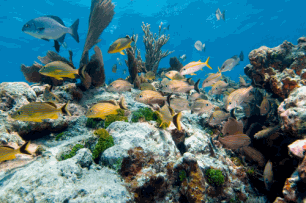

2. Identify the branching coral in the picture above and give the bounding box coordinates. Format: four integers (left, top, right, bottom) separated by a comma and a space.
141, 22, 174, 73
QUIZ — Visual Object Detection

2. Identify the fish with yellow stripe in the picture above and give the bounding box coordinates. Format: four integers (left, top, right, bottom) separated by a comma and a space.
39, 61, 85, 80
0, 141, 32, 162
202, 67, 222, 88
11, 101, 71, 122
86, 97, 127, 119
155, 105, 182, 131
180, 57, 212, 76
108, 35, 135, 55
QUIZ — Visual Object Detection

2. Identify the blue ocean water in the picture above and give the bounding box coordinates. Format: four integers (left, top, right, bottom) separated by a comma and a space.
0, 0, 305, 83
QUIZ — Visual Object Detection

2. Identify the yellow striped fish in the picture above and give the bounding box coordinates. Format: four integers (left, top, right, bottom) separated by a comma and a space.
0, 141, 31, 162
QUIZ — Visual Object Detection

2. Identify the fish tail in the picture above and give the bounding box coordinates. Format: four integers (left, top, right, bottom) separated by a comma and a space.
166, 94, 173, 105
194, 79, 200, 93
131, 35, 135, 42
78, 65, 86, 80
18, 141, 32, 155
69, 19, 79, 43
218, 67, 222, 79
173, 112, 182, 131
205, 57, 212, 69
119, 97, 128, 110
61, 101, 71, 116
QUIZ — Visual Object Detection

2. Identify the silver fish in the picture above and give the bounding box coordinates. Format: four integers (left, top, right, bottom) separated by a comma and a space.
22, 16, 79, 52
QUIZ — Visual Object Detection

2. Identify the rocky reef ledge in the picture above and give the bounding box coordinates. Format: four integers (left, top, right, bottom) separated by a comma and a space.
0, 82, 266, 202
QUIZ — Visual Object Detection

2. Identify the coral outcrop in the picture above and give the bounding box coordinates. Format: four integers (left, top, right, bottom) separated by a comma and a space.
244, 37, 306, 98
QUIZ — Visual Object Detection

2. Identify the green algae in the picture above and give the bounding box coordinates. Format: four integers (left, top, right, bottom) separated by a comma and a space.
86, 118, 104, 129
92, 128, 114, 160
131, 107, 155, 122
205, 168, 225, 187
61, 144, 84, 160
179, 170, 187, 182
104, 109, 128, 128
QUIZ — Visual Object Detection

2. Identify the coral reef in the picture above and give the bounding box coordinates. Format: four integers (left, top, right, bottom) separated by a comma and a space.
244, 37, 306, 98
141, 22, 174, 73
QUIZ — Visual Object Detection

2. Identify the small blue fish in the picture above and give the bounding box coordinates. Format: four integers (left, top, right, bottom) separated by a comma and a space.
22, 16, 79, 52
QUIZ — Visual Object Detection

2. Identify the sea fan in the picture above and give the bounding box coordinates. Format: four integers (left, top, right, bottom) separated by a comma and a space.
79, 0, 115, 68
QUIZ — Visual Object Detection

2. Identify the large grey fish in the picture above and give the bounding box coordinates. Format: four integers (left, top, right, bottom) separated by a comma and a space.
216, 8, 225, 21
220, 51, 244, 72
22, 16, 79, 52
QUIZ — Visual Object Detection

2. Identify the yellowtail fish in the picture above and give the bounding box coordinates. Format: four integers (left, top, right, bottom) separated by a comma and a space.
161, 79, 200, 94
86, 97, 127, 119
112, 64, 117, 73
107, 79, 133, 92
167, 95, 190, 112
155, 105, 182, 130
135, 90, 166, 106
43, 85, 61, 103
180, 57, 212, 76
191, 99, 215, 114
226, 86, 254, 112
165, 70, 185, 81
208, 110, 230, 126
11, 102, 70, 122
39, 61, 84, 80
140, 83, 156, 91
202, 67, 222, 88
108, 35, 135, 55
0, 141, 32, 162
211, 81, 228, 95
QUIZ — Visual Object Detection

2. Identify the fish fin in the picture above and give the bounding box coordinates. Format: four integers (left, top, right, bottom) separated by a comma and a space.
18, 141, 32, 155
198, 60, 201, 62
190, 73, 196, 75
66, 74, 76, 79
69, 19, 79, 43
166, 94, 172, 106
119, 51, 125, 55
78, 65, 86, 80
173, 112, 182, 131
194, 79, 200, 94
45, 102, 57, 108
61, 101, 71, 116
50, 114, 59, 119
205, 57, 212, 69
54, 40, 60, 52
41, 38, 49, 41
119, 97, 128, 110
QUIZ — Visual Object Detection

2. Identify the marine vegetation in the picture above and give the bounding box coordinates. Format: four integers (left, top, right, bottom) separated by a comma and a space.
92, 128, 114, 161
205, 168, 225, 187
104, 109, 128, 128
86, 118, 104, 129
131, 107, 155, 122
60, 144, 84, 161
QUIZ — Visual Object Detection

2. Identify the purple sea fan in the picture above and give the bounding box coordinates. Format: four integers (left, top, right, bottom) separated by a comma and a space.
218, 134, 251, 150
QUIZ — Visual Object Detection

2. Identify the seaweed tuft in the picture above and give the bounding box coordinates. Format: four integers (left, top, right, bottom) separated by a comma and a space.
92, 128, 114, 161
205, 168, 225, 187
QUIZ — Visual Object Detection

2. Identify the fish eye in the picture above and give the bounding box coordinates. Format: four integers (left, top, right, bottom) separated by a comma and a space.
17, 111, 21, 115
25, 24, 29, 28
139, 95, 142, 98
206, 104, 209, 106
215, 88, 218, 90
213, 117, 215, 120
165, 85, 168, 87
229, 102, 232, 105
52, 97, 56, 101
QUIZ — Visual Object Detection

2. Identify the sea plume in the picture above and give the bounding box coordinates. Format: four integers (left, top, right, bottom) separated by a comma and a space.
79, 0, 115, 67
